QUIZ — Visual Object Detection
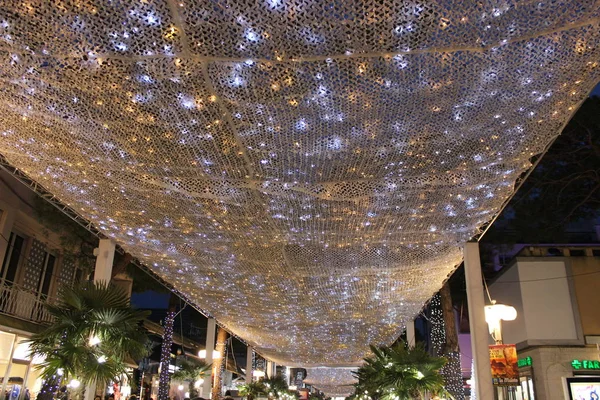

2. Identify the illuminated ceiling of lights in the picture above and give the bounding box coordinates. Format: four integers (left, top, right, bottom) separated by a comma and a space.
304, 368, 357, 397
0, 0, 598, 374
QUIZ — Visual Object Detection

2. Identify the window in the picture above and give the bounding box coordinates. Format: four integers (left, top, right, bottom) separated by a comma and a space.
74, 267, 83, 284
569, 249, 585, 257
1, 233, 26, 286
38, 254, 55, 297
546, 247, 563, 256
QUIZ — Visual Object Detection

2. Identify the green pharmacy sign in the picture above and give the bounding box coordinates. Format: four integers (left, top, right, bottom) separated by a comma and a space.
518, 357, 532, 368
571, 360, 600, 370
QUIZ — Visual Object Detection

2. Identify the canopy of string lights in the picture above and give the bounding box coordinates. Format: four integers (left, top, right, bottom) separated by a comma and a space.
0, 0, 598, 378
304, 368, 357, 397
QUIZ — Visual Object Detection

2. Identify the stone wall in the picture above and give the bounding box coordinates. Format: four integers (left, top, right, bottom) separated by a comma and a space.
519, 346, 600, 400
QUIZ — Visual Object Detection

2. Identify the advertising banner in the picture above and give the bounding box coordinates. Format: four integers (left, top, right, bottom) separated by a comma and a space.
489, 344, 519, 383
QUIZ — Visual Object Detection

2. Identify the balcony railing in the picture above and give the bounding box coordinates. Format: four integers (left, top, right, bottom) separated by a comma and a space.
0, 280, 54, 324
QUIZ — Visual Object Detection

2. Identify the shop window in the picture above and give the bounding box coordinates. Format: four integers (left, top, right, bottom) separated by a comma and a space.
0, 331, 16, 379
6, 362, 27, 400
0, 335, 45, 400
12, 339, 31, 362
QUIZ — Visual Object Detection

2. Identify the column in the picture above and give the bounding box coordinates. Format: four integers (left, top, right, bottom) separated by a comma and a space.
0, 206, 15, 269
93, 239, 116, 283
84, 239, 117, 400
266, 361, 273, 378
245, 347, 253, 383
202, 318, 217, 398
405, 320, 415, 348
211, 327, 228, 400
464, 242, 494, 400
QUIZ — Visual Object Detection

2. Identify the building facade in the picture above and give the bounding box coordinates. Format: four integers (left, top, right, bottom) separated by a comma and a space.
489, 245, 600, 400
0, 170, 90, 400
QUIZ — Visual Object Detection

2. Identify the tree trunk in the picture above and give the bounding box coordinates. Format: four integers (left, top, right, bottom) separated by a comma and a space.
158, 297, 177, 400
440, 282, 464, 400
212, 327, 228, 400
440, 282, 459, 353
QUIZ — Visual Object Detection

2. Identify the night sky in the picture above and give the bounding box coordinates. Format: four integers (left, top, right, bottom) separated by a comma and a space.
592, 82, 600, 97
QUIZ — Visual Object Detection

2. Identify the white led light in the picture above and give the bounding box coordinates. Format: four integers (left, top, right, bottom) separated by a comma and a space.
89, 336, 101, 346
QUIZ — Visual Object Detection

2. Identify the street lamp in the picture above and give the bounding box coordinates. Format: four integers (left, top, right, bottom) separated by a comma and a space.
484, 301, 517, 344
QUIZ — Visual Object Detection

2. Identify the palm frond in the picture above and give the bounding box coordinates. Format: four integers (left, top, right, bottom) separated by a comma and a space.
354, 341, 449, 400
172, 357, 211, 382
28, 281, 150, 385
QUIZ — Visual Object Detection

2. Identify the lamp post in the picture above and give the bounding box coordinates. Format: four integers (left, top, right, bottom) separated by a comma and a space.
484, 301, 517, 344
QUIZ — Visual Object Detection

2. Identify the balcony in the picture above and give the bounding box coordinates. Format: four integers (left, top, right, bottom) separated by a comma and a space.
0, 280, 54, 324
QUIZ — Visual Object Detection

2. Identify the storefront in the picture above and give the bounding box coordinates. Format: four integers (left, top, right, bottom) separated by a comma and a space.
0, 329, 45, 400
489, 345, 535, 400
515, 356, 535, 400
512, 346, 600, 400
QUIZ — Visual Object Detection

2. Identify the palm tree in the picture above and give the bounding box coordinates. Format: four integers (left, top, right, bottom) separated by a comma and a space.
261, 375, 290, 398
172, 356, 211, 398
238, 381, 267, 400
353, 342, 450, 400
28, 281, 150, 387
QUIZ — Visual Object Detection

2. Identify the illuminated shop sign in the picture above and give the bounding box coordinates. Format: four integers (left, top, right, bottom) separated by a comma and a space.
571, 360, 600, 370
517, 357, 532, 368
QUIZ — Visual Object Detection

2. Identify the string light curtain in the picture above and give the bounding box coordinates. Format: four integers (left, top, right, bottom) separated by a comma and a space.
0, 0, 599, 370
